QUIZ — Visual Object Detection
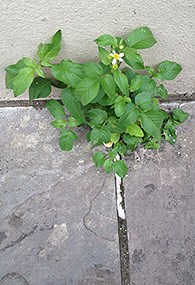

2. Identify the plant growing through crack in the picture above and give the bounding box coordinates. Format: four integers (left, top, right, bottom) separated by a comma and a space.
5, 27, 189, 178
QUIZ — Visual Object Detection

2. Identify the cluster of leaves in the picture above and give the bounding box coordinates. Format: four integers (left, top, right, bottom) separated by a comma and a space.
5, 27, 189, 178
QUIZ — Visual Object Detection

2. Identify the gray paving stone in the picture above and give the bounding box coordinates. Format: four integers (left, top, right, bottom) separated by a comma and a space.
0, 107, 120, 285
124, 102, 195, 285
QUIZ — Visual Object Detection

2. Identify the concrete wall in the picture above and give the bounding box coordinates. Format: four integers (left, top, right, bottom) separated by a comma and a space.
1, 0, 194, 100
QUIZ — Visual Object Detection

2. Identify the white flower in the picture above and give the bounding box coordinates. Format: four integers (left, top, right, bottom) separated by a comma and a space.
109, 50, 124, 65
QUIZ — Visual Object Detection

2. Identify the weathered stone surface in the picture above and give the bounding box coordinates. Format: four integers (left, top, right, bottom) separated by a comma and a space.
0, 107, 120, 285
125, 102, 195, 285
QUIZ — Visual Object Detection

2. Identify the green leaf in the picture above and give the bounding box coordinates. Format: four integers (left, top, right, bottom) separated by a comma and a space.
106, 117, 126, 134
140, 110, 164, 141
111, 133, 120, 143
87, 108, 108, 125
5, 59, 26, 89
114, 96, 126, 117
100, 74, 116, 98
13, 67, 34, 97
91, 87, 105, 103
123, 47, 144, 70
125, 67, 137, 83
46, 99, 65, 119
145, 141, 160, 149
90, 126, 111, 146
83, 62, 103, 78
74, 78, 100, 105
61, 88, 85, 124
134, 76, 156, 95
173, 108, 189, 123
126, 124, 144, 137
67, 117, 80, 127
113, 69, 129, 96
119, 103, 139, 127
59, 129, 78, 151
156, 60, 182, 80
98, 47, 110, 65
93, 152, 105, 167
126, 26, 157, 49
156, 83, 168, 99
34, 65, 45, 78
103, 159, 113, 173
129, 74, 145, 92
29, 77, 51, 100
37, 30, 61, 64
23, 57, 37, 68
51, 60, 84, 88
135, 92, 154, 110
95, 34, 117, 47
112, 160, 128, 178
164, 119, 177, 145
51, 119, 67, 129
145, 66, 155, 76
123, 134, 141, 151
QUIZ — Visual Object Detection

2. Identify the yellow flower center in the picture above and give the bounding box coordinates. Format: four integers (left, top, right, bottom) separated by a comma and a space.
113, 53, 119, 59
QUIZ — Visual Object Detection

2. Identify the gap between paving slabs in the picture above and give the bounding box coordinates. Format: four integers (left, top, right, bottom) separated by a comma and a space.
114, 154, 131, 285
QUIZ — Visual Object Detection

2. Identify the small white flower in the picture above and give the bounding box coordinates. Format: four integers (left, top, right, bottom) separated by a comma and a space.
109, 50, 124, 65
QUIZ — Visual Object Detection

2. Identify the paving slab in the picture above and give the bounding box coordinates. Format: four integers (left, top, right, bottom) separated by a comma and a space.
0, 107, 120, 285
124, 102, 195, 285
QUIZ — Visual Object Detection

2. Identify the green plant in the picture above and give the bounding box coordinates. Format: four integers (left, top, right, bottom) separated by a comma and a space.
5, 27, 189, 178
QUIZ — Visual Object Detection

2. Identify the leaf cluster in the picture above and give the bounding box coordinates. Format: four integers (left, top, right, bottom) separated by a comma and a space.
5, 27, 189, 178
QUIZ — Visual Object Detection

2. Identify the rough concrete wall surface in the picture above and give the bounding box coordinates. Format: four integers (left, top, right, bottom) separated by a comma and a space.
0, 0, 195, 100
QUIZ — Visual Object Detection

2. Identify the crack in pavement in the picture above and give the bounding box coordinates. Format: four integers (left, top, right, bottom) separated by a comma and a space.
0, 95, 195, 108
2, 225, 38, 252
83, 176, 114, 242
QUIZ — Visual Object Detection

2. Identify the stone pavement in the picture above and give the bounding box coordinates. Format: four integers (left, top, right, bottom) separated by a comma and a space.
0, 102, 195, 285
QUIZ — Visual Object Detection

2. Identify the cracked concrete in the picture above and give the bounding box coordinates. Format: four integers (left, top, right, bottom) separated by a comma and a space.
0, 107, 120, 285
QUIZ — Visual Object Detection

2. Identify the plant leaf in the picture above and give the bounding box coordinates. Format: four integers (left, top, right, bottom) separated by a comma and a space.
140, 110, 164, 141
87, 108, 108, 125
74, 77, 100, 105
112, 160, 128, 178
37, 30, 61, 64
135, 91, 154, 110
113, 69, 129, 96
93, 152, 105, 167
59, 129, 78, 151
51, 119, 67, 129
98, 47, 110, 65
90, 126, 111, 146
126, 124, 144, 137
51, 60, 84, 88
163, 119, 177, 145
29, 77, 51, 100
119, 103, 139, 127
126, 26, 157, 49
5, 59, 27, 89
156, 60, 182, 80
46, 99, 65, 119
123, 47, 144, 70
173, 108, 189, 123
156, 83, 168, 99
83, 62, 103, 78
100, 74, 116, 98
114, 96, 126, 117
95, 34, 117, 47
13, 67, 34, 97
61, 88, 85, 124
